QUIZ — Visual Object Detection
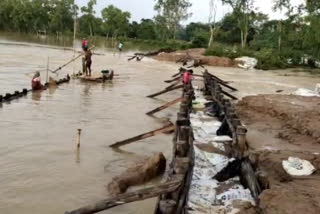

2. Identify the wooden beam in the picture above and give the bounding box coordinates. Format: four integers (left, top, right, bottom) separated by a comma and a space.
165, 81, 181, 90
172, 71, 182, 78
164, 76, 181, 83
109, 123, 175, 148
147, 85, 183, 98
146, 97, 184, 115
222, 89, 238, 100
65, 179, 182, 214
212, 77, 238, 91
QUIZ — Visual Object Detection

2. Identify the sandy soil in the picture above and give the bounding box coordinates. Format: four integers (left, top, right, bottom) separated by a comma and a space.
236, 94, 320, 214
154, 48, 236, 67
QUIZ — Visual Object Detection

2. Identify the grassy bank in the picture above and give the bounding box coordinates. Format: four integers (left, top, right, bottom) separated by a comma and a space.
205, 43, 320, 71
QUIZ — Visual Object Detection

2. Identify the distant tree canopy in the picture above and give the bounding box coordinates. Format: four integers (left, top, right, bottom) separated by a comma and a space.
1, 0, 320, 62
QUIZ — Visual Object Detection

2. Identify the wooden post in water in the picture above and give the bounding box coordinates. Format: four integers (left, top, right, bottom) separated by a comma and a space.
77, 129, 82, 148
46, 57, 49, 83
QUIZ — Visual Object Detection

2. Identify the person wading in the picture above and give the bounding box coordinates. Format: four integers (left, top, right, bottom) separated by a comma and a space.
31, 71, 44, 90
118, 42, 123, 52
84, 47, 92, 76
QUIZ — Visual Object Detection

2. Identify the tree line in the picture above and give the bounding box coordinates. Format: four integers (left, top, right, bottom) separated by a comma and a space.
1, 0, 320, 69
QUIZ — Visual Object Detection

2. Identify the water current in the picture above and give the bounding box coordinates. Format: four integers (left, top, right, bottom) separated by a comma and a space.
0, 33, 319, 214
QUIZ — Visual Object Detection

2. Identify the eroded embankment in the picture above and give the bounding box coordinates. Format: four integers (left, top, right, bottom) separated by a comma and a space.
236, 94, 320, 214
153, 48, 237, 67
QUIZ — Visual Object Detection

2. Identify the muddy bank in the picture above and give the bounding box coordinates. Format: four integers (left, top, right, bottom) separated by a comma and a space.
236, 94, 320, 214
154, 48, 237, 67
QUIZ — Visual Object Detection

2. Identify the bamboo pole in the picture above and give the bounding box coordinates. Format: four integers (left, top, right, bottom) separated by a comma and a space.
146, 97, 184, 115
147, 85, 183, 98
46, 57, 49, 83
51, 46, 95, 74
77, 129, 81, 148
164, 76, 182, 83
165, 81, 181, 90
109, 123, 174, 148
221, 89, 238, 100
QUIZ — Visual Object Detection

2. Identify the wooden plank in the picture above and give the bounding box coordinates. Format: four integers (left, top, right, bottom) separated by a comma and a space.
109, 123, 175, 148
147, 85, 183, 98
65, 179, 182, 214
146, 97, 184, 115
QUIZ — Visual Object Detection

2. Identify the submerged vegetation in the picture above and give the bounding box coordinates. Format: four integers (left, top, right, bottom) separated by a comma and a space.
1, 0, 320, 70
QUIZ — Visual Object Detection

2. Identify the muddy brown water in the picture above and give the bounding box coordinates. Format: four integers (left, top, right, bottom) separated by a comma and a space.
1, 37, 320, 214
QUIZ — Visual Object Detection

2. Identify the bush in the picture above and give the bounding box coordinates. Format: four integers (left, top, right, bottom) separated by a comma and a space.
191, 32, 210, 48
255, 49, 288, 70
205, 43, 256, 59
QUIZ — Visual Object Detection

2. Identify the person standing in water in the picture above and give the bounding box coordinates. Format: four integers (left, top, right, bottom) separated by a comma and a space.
84, 47, 92, 76
118, 42, 123, 52
31, 71, 44, 90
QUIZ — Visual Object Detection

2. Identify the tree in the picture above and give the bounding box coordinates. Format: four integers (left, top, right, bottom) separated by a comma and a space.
185, 22, 209, 40
80, 0, 96, 36
154, 15, 170, 40
128, 21, 139, 38
222, 0, 255, 48
101, 5, 131, 37
137, 19, 157, 40
208, 0, 222, 47
50, 0, 75, 34
154, 0, 192, 40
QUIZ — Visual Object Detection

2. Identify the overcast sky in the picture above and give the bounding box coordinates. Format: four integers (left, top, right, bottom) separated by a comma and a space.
75, 0, 305, 24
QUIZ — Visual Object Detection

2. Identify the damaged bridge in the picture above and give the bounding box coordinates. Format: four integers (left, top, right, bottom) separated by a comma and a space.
65, 67, 264, 214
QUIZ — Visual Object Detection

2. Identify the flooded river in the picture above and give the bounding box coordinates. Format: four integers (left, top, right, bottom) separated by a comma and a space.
1, 36, 320, 214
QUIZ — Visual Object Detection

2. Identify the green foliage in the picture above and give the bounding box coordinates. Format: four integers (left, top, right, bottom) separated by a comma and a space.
255, 49, 287, 70
0, 0, 75, 33
154, 0, 192, 39
136, 19, 156, 40
101, 5, 131, 37
185, 22, 210, 41
191, 32, 210, 48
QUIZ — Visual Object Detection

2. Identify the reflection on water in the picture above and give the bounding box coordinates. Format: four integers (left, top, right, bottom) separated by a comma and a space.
1, 37, 320, 214
31, 91, 42, 101
75, 148, 81, 164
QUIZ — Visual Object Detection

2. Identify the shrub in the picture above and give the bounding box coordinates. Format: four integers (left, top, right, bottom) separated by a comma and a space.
191, 32, 210, 48
255, 49, 288, 70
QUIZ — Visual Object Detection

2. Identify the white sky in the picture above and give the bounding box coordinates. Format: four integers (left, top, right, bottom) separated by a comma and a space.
75, 0, 305, 24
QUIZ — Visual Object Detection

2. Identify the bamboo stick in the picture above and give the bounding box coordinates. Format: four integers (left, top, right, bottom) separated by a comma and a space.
165, 81, 181, 90
109, 123, 175, 148
221, 89, 238, 100
52, 46, 95, 73
164, 76, 182, 83
147, 85, 183, 98
146, 97, 184, 115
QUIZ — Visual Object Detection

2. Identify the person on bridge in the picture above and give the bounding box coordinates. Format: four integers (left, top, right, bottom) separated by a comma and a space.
84, 47, 92, 76
183, 69, 193, 85
31, 71, 44, 90
82, 38, 88, 50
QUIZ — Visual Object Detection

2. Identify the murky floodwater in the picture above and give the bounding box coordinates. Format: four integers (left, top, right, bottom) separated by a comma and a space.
1, 34, 320, 214
0, 38, 181, 214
